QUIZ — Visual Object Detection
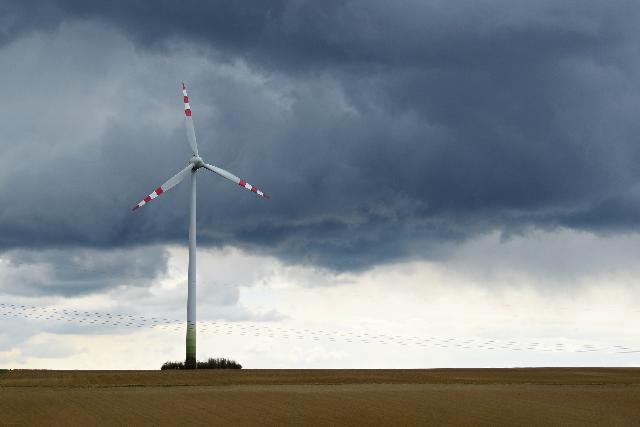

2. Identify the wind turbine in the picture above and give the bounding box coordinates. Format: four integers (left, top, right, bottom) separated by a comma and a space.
132, 83, 269, 369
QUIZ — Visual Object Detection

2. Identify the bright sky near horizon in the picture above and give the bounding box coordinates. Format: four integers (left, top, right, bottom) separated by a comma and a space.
1, 1, 639, 368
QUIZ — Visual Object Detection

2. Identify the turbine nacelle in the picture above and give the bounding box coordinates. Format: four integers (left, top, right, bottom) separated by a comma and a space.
190, 155, 205, 169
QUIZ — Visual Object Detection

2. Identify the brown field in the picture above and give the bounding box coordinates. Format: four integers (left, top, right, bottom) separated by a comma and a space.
1, 368, 639, 426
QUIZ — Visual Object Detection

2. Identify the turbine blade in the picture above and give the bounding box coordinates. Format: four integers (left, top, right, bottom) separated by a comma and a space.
203, 163, 270, 199
182, 82, 199, 156
132, 164, 193, 211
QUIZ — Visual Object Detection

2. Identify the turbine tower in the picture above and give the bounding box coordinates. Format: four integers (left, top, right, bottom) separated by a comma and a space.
132, 83, 269, 369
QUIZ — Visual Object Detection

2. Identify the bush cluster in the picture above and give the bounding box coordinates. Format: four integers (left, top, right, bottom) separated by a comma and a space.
161, 357, 242, 370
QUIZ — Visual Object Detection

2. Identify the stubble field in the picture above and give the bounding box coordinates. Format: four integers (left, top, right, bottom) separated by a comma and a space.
1, 368, 638, 426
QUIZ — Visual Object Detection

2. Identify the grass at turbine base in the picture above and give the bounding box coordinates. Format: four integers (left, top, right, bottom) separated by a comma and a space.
161, 357, 243, 370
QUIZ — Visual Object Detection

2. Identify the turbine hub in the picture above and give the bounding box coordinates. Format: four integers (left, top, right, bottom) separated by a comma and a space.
190, 155, 205, 169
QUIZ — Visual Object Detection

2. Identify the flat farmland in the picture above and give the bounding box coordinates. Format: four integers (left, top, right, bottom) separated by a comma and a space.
1, 368, 638, 426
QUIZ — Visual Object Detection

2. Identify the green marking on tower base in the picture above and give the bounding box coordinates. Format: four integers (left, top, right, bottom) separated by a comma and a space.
186, 324, 196, 369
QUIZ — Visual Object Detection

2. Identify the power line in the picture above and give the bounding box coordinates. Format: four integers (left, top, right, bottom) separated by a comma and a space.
0, 303, 638, 354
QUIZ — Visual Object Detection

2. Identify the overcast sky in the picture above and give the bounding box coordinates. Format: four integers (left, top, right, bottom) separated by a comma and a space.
0, 1, 638, 368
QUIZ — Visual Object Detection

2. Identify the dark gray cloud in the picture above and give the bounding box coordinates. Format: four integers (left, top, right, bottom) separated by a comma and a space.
0, 247, 169, 296
1, 1, 640, 271
4, 1, 637, 68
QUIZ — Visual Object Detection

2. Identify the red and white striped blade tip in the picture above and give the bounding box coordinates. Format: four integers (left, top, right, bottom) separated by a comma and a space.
182, 83, 192, 117
132, 186, 165, 211
238, 178, 270, 199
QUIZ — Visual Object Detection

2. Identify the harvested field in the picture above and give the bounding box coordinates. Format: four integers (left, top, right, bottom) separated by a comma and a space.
1, 368, 638, 426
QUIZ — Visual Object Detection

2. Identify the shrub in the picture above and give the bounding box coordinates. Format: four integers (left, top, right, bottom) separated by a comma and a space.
161, 361, 185, 370
161, 357, 242, 370
197, 358, 242, 369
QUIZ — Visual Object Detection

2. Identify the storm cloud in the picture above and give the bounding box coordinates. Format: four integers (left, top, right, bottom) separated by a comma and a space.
1, 0, 640, 272
0, 246, 169, 296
